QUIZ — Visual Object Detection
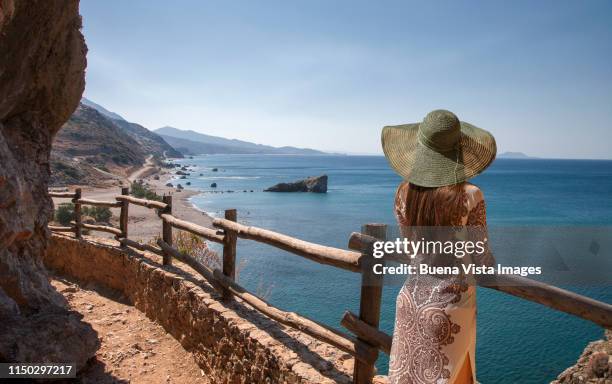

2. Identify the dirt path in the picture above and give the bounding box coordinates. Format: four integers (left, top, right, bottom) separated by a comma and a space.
51, 278, 209, 384
128, 155, 155, 183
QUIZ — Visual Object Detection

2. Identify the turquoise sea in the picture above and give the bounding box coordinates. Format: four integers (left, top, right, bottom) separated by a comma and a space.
175, 155, 611, 383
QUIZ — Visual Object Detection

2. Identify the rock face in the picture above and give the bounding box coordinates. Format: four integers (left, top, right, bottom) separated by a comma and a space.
0, 0, 98, 370
264, 175, 328, 193
552, 330, 612, 384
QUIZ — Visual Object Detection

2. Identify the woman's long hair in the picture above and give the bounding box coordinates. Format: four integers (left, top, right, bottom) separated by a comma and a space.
402, 182, 466, 227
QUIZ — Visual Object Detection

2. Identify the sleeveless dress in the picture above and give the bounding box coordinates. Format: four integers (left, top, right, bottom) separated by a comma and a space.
388, 182, 494, 384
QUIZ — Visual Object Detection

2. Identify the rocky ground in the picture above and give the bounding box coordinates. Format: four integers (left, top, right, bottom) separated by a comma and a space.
51, 277, 209, 383
552, 330, 612, 384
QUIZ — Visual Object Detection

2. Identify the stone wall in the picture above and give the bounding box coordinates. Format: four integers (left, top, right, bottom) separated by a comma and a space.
45, 234, 359, 384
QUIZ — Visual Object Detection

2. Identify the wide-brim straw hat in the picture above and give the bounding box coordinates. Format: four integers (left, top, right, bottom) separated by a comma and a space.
381, 109, 496, 187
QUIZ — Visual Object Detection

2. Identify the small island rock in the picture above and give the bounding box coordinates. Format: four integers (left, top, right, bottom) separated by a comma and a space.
264, 175, 327, 193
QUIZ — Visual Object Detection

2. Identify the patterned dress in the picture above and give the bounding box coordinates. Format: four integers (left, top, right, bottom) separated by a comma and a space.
388, 182, 493, 384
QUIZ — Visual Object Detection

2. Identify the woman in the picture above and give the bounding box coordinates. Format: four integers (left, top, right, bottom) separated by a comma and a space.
381, 110, 496, 384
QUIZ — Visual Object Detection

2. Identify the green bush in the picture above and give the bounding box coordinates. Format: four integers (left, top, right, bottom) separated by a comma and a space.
82, 206, 112, 223
131, 181, 162, 201
55, 203, 74, 226
53, 203, 112, 225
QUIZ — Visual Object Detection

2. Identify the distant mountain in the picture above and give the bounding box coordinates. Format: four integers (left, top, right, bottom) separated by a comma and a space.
155, 126, 325, 155
81, 97, 125, 121
51, 104, 146, 185
157, 134, 250, 155
498, 151, 533, 159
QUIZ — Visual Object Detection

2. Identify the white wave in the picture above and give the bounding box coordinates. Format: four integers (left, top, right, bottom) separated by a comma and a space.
197, 176, 261, 180
187, 197, 218, 217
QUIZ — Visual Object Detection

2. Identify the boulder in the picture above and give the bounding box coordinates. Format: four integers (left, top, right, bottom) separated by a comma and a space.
82, 215, 96, 225
264, 175, 328, 193
0, 0, 98, 370
210, 182, 217, 188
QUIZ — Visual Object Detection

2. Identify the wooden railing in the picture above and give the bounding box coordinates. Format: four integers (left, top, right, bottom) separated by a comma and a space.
48, 188, 612, 384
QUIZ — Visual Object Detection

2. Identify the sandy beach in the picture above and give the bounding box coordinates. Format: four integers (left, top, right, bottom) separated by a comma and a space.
51, 165, 212, 243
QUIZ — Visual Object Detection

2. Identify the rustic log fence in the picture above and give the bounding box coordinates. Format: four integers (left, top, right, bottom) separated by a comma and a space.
48, 187, 612, 384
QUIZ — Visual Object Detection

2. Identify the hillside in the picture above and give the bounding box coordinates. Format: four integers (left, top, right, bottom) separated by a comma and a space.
81, 97, 126, 121
51, 104, 146, 186
51, 101, 185, 186
82, 98, 182, 159
155, 126, 325, 155
114, 120, 183, 158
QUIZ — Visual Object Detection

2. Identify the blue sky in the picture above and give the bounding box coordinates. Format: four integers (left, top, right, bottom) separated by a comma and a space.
81, 0, 612, 158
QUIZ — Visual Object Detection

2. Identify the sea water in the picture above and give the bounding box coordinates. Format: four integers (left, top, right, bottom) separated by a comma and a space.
176, 155, 612, 383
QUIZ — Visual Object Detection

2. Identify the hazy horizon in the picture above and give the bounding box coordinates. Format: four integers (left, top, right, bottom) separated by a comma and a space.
81, 0, 612, 159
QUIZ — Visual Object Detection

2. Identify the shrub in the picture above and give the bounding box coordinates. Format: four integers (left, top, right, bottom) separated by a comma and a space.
82, 206, 112, 223
54, 203, 113, 225
173, 231, 221, 269
130, 180, 162, 201
55, 203, 74, 225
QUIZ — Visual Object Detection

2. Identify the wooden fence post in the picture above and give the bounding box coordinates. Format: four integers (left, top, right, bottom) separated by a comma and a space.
222, 209, 237, 300
73, 188, 82, 239
353, 223, 386, 384
162, 194, 173, 265
119, 187, 129, 241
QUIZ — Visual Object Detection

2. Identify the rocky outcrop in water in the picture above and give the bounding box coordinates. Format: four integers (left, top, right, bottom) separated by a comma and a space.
264, 175, 328, 193
0, 0, 98, 370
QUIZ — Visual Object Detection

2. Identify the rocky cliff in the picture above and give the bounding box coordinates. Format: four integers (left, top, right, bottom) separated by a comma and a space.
0, 0, 98, 369
552, 330, 611, 383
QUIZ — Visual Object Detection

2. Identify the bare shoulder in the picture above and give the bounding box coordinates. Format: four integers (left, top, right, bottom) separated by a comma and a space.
464, 183, 485, 205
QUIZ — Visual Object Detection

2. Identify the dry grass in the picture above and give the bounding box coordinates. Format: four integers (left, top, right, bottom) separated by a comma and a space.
150, 231, 273, 300
172, 230, 221, 269
149, 230, 221, 270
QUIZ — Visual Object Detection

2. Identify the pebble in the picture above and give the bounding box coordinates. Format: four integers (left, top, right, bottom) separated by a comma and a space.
62, 286, 79, 293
